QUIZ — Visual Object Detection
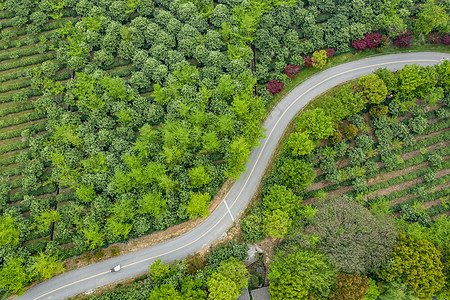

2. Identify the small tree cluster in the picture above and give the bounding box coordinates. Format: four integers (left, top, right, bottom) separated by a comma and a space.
329, 273, 370, 300
394, 30, 413, 48
352, 33, 382, 50
324, 48, 336, 57
344, 124, 358, 139
369, 105, 388, 118
428, 32, 450, 45
379, 235, 446, 299
283, 64, 301, 79
266, 79, 284, 95
304, 56, 313, 67
304, 49, 334, 68
311, 50, 328, 69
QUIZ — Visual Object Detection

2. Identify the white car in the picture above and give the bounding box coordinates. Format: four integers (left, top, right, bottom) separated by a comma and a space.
110, 265, 121, 272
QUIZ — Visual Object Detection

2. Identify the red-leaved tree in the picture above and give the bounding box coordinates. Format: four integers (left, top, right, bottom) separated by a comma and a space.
444, 35, 450, 45
352, 33, 382, 50
394, 30, 412, 48
324, 48, 336, 57
283, 65, 301, 79
303, 56, 313, 67
266, 80, 284, 95
428, 32, 450, 45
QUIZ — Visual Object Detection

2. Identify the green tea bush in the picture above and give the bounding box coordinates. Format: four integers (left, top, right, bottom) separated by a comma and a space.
427, 152, 443, 169
0, 53, 55, 72
334, 141, 349, 158
422, 169, 436, 183
326, 171, 341, 184
410, 105, 426, 117
349, 148, 366, 166
365, 160, 379, 173
392, 122, 410, 138
348, 115, 365, 128
371, 116, 389, 130
355, 134, 373, 151
408, 116, 428, 134
436, 107, 450, 118
320, 158, 337, 174
388, 101, 401, 116
382, 153, 403, 171
377, 142, 391, 156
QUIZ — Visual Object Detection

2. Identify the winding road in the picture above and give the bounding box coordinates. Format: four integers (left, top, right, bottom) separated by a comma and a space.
19, 52, 449, 300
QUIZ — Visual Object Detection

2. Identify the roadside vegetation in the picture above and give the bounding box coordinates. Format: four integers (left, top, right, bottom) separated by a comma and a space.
68, 62, 450, 300
241, 62, 450, 300
0, 0, 449, 298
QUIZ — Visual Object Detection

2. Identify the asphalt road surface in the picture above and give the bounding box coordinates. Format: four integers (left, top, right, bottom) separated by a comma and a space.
19, 52, 449, 300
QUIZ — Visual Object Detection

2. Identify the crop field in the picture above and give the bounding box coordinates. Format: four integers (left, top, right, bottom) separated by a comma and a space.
0, 11, 146, 258
303, 103, 450, 220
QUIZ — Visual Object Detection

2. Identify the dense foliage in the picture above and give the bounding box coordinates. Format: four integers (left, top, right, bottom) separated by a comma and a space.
0, 0, 449, 296
242, 62, 450, 299
305, 195, 397, 275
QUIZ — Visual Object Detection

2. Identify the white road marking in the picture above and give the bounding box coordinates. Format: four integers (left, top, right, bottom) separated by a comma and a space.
223, 200, 235, 221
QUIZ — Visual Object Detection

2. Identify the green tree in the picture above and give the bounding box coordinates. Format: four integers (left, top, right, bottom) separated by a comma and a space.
80, 223, 104, 250
33, 210, 61, 233
396, 64, 437, 98
384, 13, 407, 39
149, 259, 175, 282
216, 257, 249, 291
184, 192, 211, 219
436, 59, 450, 92
380, 281, 419, 300
285, 131, 316, 157
379, 235, 446, 299
137, 192, 166, 217
306, 195, 397, 274
75, 184, 96, 203
189, 166, 212, 188
226, 136, 252, 179
181, 277, 208, 299
0, 258, 29, 294
374, 68, 398, 93
106, 217, 133, 238
357, 74, 388, 105
149, 283, 182, 300
329, 273, 370, 300
263, 184, 301, 217
32, 252, 65, 279
269, 271, 308, 300
311, 50, 327, 69
296, 109, 334, 140
322, 96, 351, 122
207, 272, 239, 300
363, 278, 381, 300
263, 209, 291, 238
280, 159, 316, 192
337, 84, 366, 116
415, 0, 448, 36
0, 216, 20, 246
201, 131, 220, 153
269, 249, 336, 298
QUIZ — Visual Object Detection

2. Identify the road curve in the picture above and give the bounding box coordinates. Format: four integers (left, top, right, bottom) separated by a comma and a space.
19, 52, 449, 300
